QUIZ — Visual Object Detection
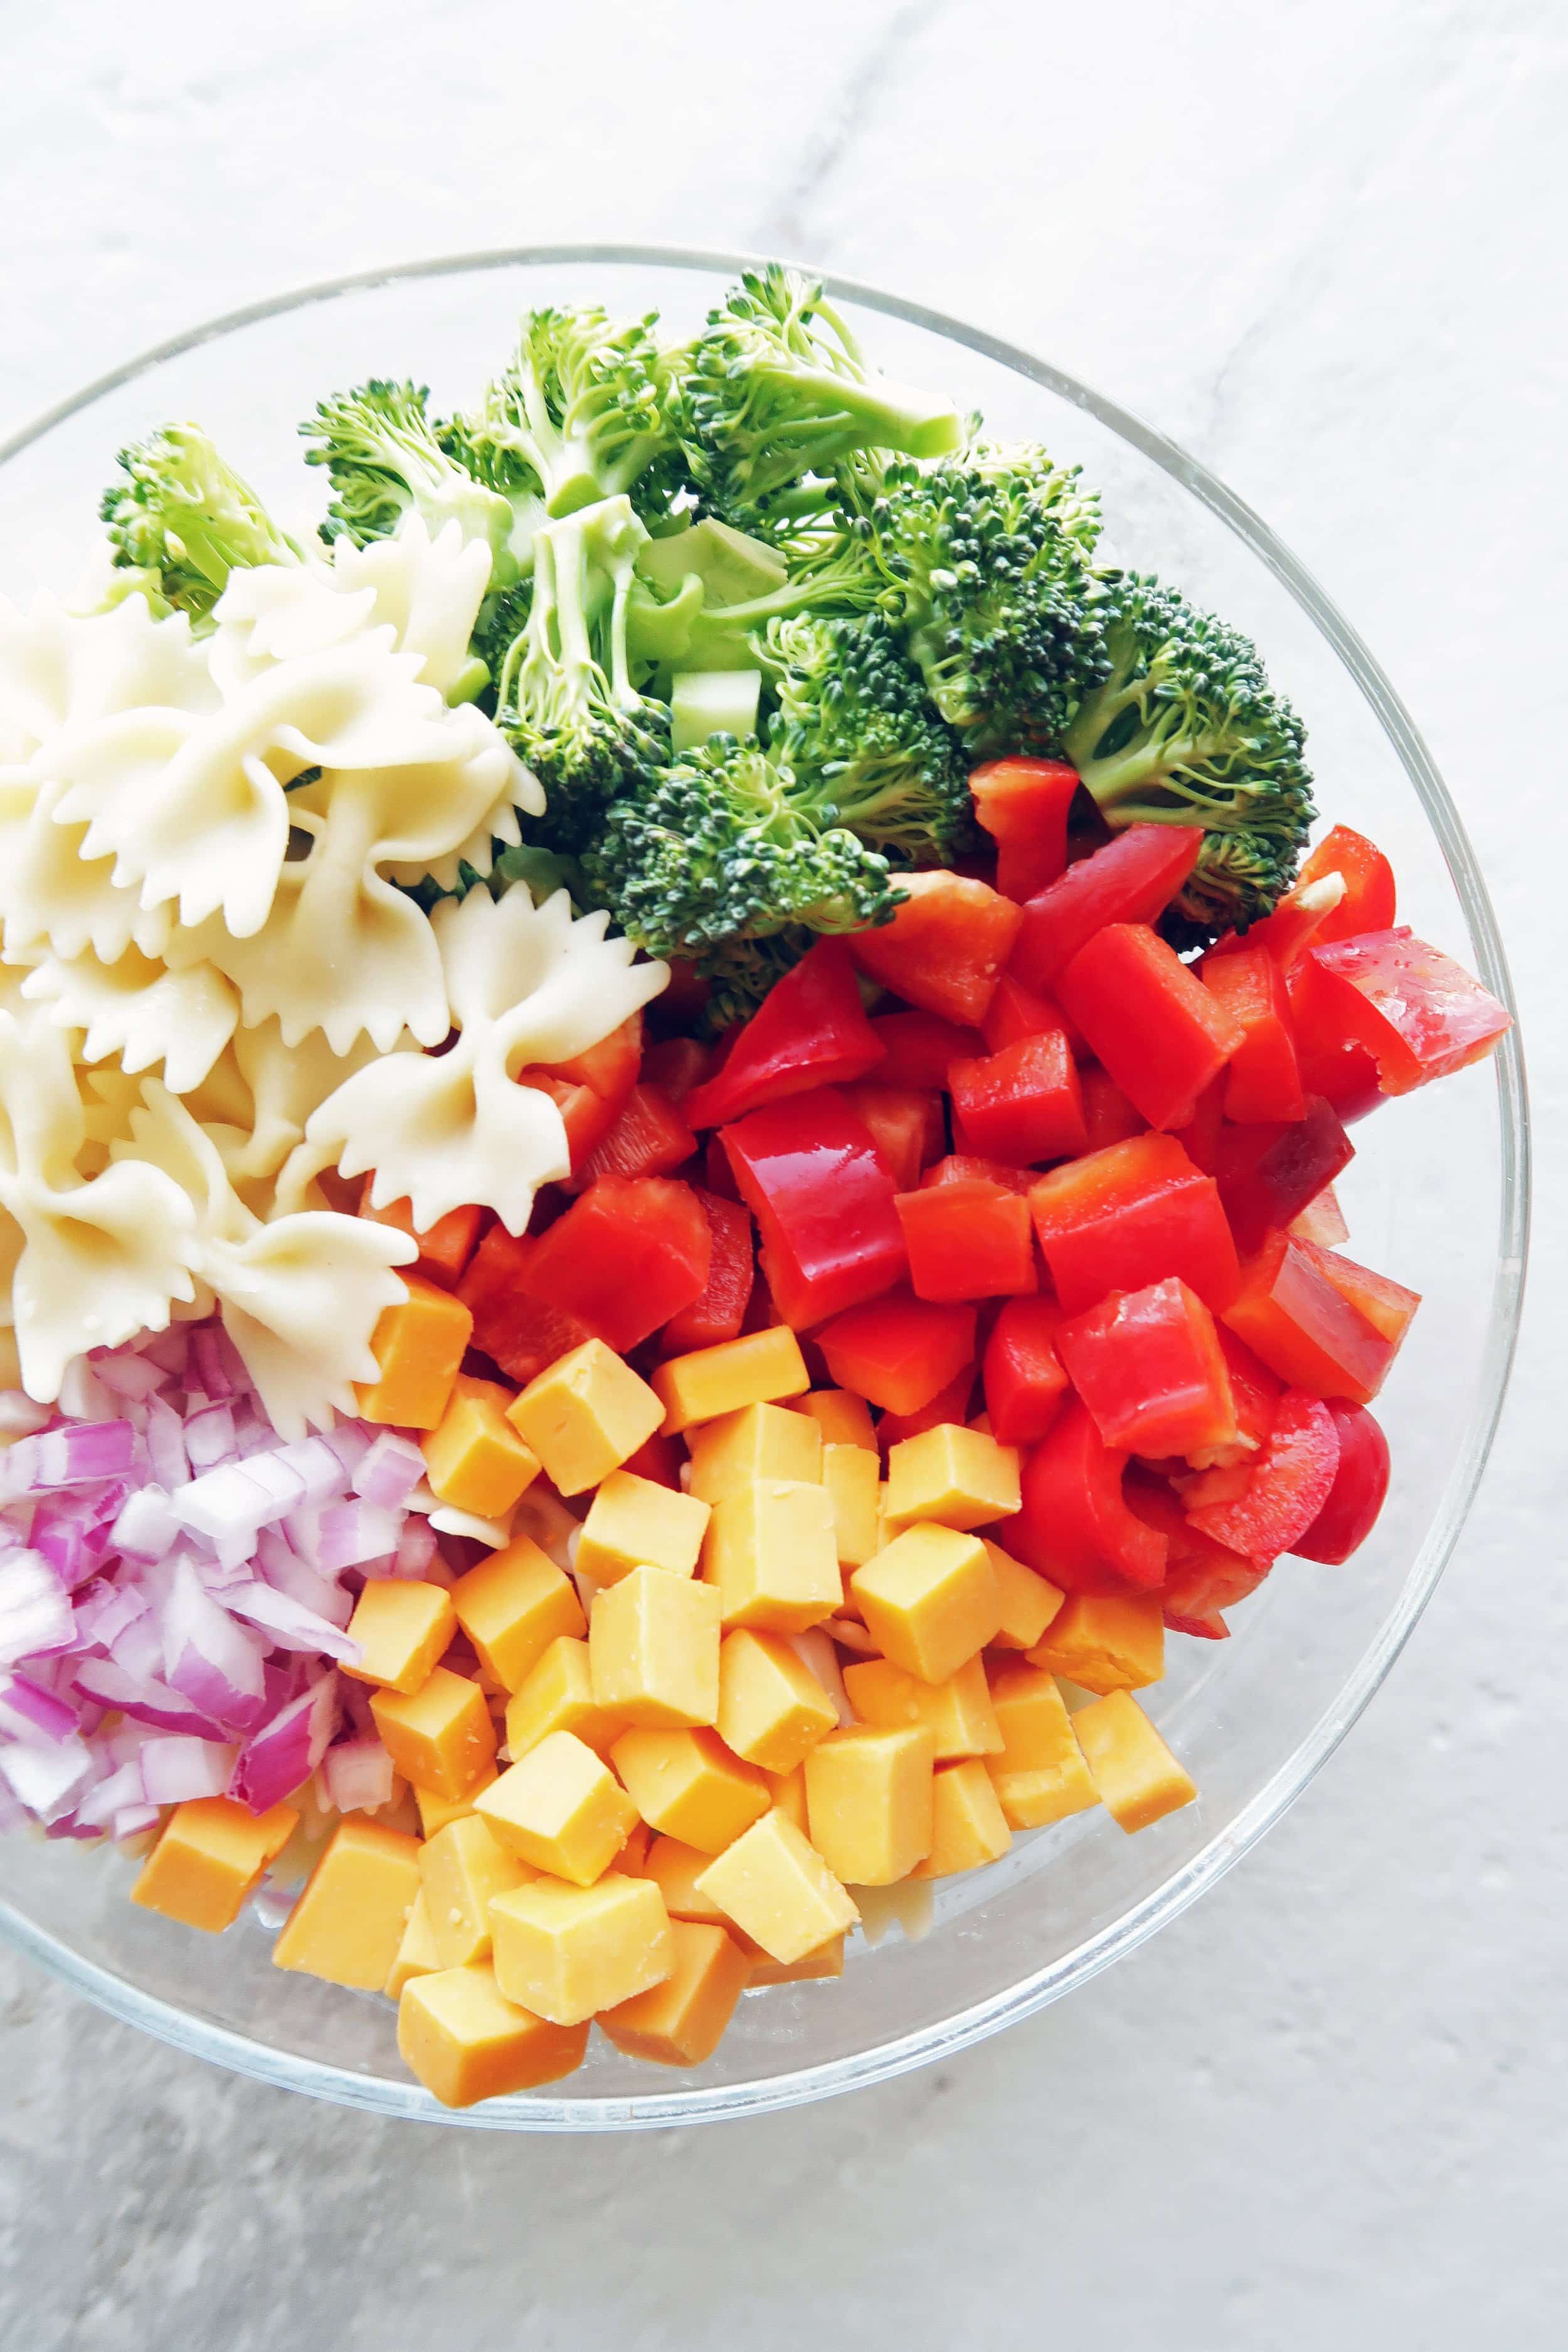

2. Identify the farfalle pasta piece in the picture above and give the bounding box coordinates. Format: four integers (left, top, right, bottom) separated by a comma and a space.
0, 589, 215, 761
306, 886, 669, 1235
0, 770, 173, 966
19, 942, 239, 1095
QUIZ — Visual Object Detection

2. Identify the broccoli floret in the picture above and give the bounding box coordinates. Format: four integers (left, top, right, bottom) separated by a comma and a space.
624, 518, 882, 684
674, 265, 963, 542
763, 610, 973, 863
868, 440, 1109, 758
301, 379, 522, 569
462, 305, 686, 524
1061, 574, 1315, 936
99, 423, 304, 630
691, 928, 823, 1032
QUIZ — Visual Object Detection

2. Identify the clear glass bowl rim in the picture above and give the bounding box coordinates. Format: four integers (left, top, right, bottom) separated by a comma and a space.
0, 241, 1530, 2130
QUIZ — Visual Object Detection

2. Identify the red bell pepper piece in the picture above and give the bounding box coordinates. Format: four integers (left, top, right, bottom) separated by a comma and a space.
1212, 1096, 1355, 1256
968, 756, 1081, 902
894, 1180, 1037, 1303
546, 1012, 644, 1107
1010, 1402, 1167, 1595
1305, 928, 1512, 1097
457, 1226, 596, 1385
876, 1364, 978, 1451
521, 1175, 711, 1353
1221, 1232, 1407, 1404
817, 1291, 977, 1417
1124, 1469, 1271, 1626
1170, 1073, 1226, 1176
1009, 824, 1205, 993
1200, 942, 1306, 1124
1285, 955, 1386, 1124
1296, 824, 1397, 945
846, 1084, 944, 1193
682, 940, 885, 1128
983, 1296, 1069, 1446
514, 1071, 621, 1171
921, 1153, 1036, 1196
567, 1083, 696, 1190
1079, 1066, 1147, 1153
1294, 1237, 1420, 1350
1288, 1184, 1348, 1248
358, 1182, 482, 1286
948, 1029, 1088, 1168
1056, 1277, 1237, 1461
1216, 1327, 1283, 1456
1205, 872, 1348, 969
1056, 923, 1244, 1131
1291, 1401, 1391, 1562
620, 1429, 684, 1491
659, 1189, 755, 1352
866, 1010, 984, 1089
1028, 1133, 1241, 1316
641, 1036, 712, 1103
980, 973, 1076, 1056
847, 871, 1022, 1025
720, 1088, 908, 1329
1185, 1389, 1339, 1557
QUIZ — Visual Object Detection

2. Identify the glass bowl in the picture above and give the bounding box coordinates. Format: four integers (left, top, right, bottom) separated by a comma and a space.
0, 246, 1528, 2129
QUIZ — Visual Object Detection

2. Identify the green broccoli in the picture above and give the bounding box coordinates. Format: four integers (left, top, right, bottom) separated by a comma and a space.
461, 305, 686, 524
99, 423, 305, 630
301, 379, 526, 571
624, 518, 882, 684
1061, 573, 1315, 937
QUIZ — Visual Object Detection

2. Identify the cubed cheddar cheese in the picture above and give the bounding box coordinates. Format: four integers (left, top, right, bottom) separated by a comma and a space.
384, 1885, 443, 1999
686, 1402, 822, 1506
450, 1536, 586, 1692
984, 1539, 1065, 1651
272, 1818, 423, 1990
985, 1661, 1101, 1829
912, 1758, 1012, 1878
641, 1833, 733, 1925
418, 1813, 534, 1967
490, 1873, 673, 2026
505, 1636, 623, 1761
1027, 1590, 1165, 1693
370, 1666, 497, 1801
884, 1424, 1022, 1532
748, 1934, 846, 1986
850, 1523, 1002, 1685
1072, 1691, 1197, 1832
590, 1564, 721, 1728
598, 1919, 751, 2068
130, 1796, 299, 1934
575, 1470, 710, 1586
716, 1629, 838, 1774
842, 1653, 1002, 1762
822, 1443, 881, 1569
763, 1763, 810, 1836
505, 1340, 663, 1495
398, 1963, 588, 2107
341, 1578, 457, 1695
695, 1807, 859, 1966
413, 1768, 497, 1840
804, 1725, 936, 1887
792, 1389, 878, 1452
701, 1479, 840, 1632
610, 1819, 653, 1875
653, 1327, 810, 1435
421, 1375, 540, 1518
356, 1274, 473, 1430
610, 1725, 769, 1854
476, 1730, 638, 1885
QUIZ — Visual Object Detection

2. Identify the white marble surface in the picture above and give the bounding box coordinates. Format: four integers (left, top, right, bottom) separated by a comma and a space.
2, 4, 1564, 2343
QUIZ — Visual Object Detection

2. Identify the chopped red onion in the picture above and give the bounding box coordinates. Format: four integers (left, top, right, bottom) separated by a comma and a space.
144, 1397, 189, 1490
138, 1734, 238, 1803
0, 1553, 77, 1665
223, 1579, 361, 1663
183, 1402, 238, 1472
161, 1554, 269, 1730
352, 1432, 426, 1512
73, 1657, 214, 1735
1, 1422, 137, 1502
110, 1486, 181, 1566
229, 1673, 336, 1814
92, 1352, 169, 1403
0, 1671, 80, 1744
317, 1501, 404, 1573
0, 1734, 92, 1820
393, 1515, 437, 1577
0, 1394, 51, 1442
321, 1735, 395, 1814
189, 1325, 236, 1402
255, 1530, 354, 1628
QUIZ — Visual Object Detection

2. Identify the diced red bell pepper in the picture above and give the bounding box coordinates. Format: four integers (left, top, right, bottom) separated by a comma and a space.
1221, 1231, 1407, 1404
980, 973, 1075, 1056
547, 1012, 644, 1108
846, 1083, 945, 1193
641, 1036, 712, 1103
1296, 824, 1397, 945
1170, 1073, 1225, 1176
1288, 1184, 1348, 1248
969, 757, 1081, 902
659, 1189, 755, 1352
1079, 1066, 1147, 1153
983, 1296, 1069, 1446
1212, 1096, 1355, 1257
894, 1180, 1037, 1303
720, 1088, 908, 1329
948, 1029, 1088, 1168
1217, 1327, 1283, 1456
567, 1083, 696, 1190
521, 1175, 711, 1354
682, 940, 885, 1127
1291, 1401, 1391, 1563
1294, 1237, 1421, 1350
358, 1182, 482, 1286
876, 1365, 978, 1451
1185, 1388, 1339, 1558
1285, 955, 1386, 1125
1056, 1277, 1237, 1461
1009, 824, 1205, 992
457, 1226, 595, 1385
817, 1291, 976, 1417
866, 1010, 984, 1089
1056, 923, 1244, 1131
1029, 1133, 1241, 1316
1124, 1470, 1271, 1625
1010, 1402, 1168, 1595
514, 1071, 622, 1171
1205, 872, 1348, 969
620, 1430, 684, 1491
1305, 928, 1512, 1096
1200, 942, 1306, 1124
847, 871, 1023, 1025
921, 1153, 1036, 1196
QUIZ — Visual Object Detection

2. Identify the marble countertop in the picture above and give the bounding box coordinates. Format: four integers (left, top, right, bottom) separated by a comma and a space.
2, 4, 1563, 2344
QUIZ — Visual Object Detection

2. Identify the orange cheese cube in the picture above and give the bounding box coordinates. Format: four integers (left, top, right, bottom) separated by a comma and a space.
504, 1635, 623, 1762
694, 1808, 859, 1966
356, 1273, 473, 1430
476, 1730, 638, 1885
589, 1563, 721, 1729
1072, 1691, 1197, 1831
653, 1326, 810, 1435
716, 1629, 838, 1774
792, 1389, 877, 1452
842, 1653, 1002, 1761
823, 1443, 881, 1568
575, 1469, 710, 1586
701, 1479, 841, 1633
398, 1963, 588, 2107
506, 1340, 662, 1495
369, 1666, 496, 1801
641, 1833, 733, 1924
985, 1539, 1065, 1651
610, 1725, 769, 1854
884, 1424, 1022, 1532
341, 1578, 457, 1695
450, 1535, 586, 1692
911, 1758, 1012, 1878
421, 1375, 540, 1518
418, 1813, 534, 1968
985, 1660, 1101, 1829
412, 1768, 497, 1839
748, 1934, 846, 1986
686, 1402, 822, 1507
384, 1885, 443, 1998
597, 1919, 751, 2067
850, 1523, 1002, 1685
804, 1725, 935, 1886
1027, 1590, 1165, 1693
272, 1818, 423, 1989
610, 1819, 652, 1875
130, 1796, 299, 1934
490, 1873, 672, 2026
763, 1763, 809, 1835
